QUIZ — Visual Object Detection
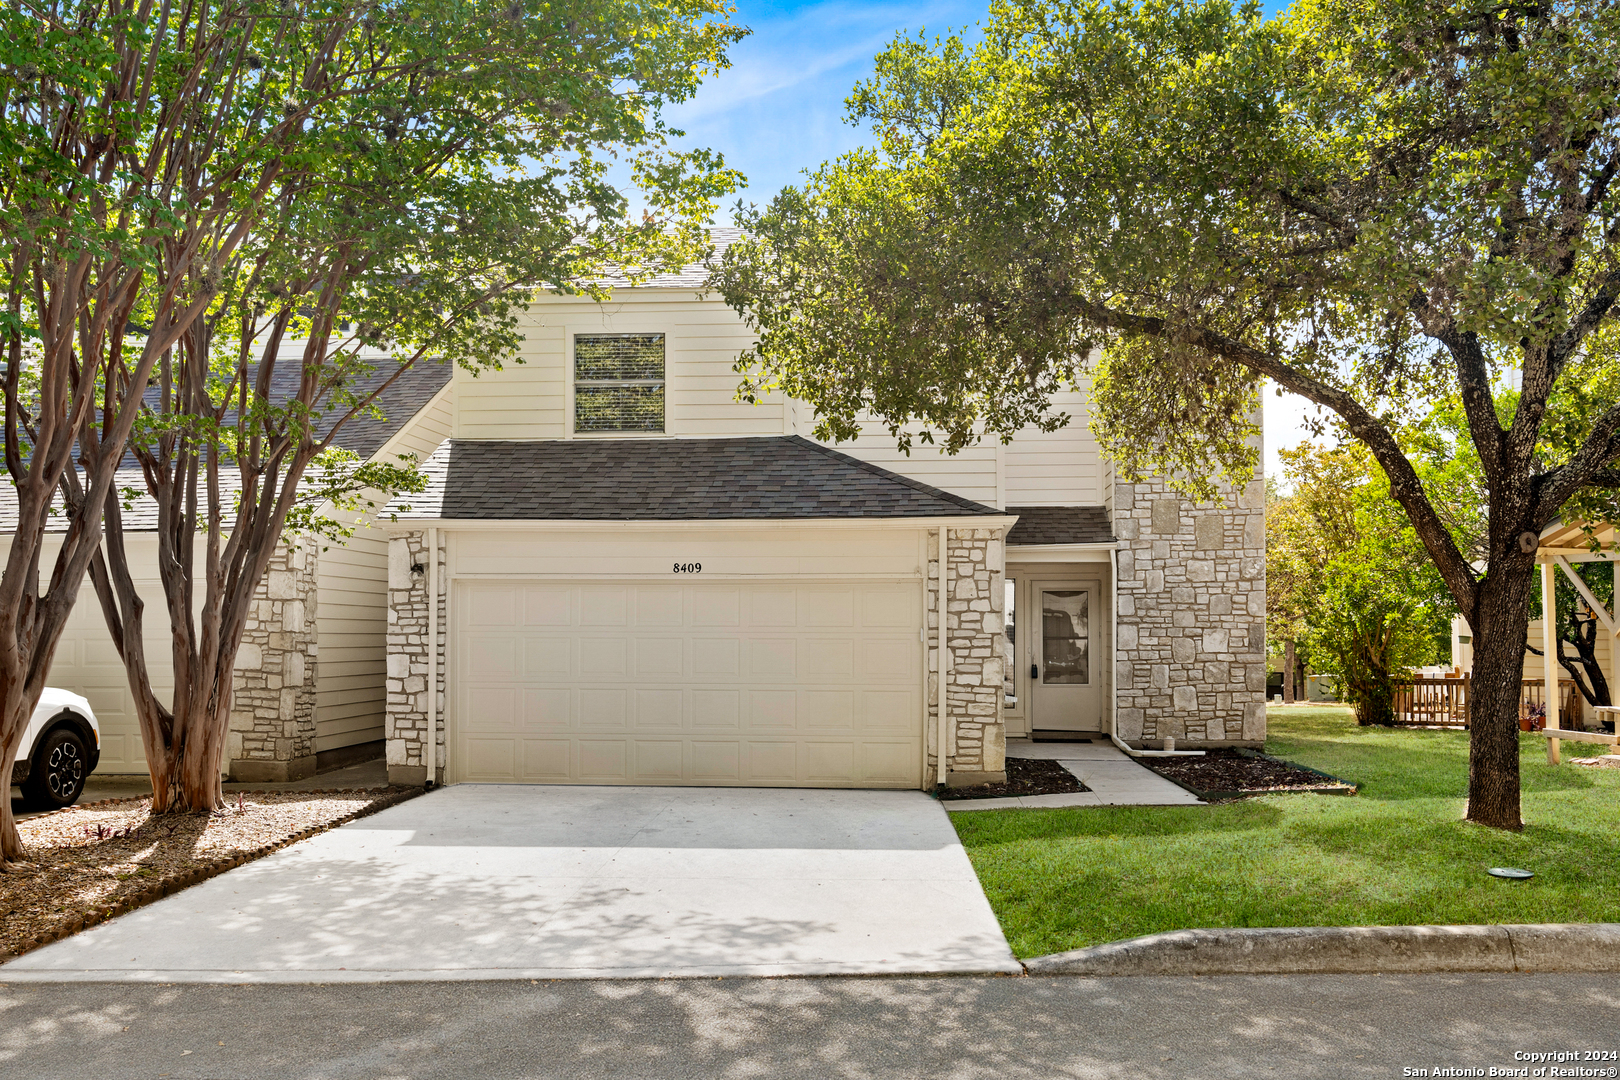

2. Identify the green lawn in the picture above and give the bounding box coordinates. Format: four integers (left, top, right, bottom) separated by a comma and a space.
954, 707, 1620, 958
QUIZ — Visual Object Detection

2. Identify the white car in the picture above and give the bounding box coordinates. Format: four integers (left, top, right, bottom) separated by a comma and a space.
11, 689, 100, 809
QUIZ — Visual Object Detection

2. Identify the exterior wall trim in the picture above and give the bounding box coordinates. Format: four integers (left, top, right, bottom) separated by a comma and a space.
387, 515, 1021, 533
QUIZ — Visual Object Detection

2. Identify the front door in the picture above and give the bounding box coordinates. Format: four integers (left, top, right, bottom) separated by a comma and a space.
1029, 580, 1103, 734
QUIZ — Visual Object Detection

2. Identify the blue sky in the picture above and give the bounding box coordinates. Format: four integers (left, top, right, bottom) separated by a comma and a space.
657, 0, 1308, 475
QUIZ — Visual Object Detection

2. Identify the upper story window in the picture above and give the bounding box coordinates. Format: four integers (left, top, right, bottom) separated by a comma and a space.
574, 333, 665, 433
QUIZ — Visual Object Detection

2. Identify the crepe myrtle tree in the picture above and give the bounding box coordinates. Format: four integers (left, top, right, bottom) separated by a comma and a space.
0, 0, 466, 863
80, 0, 745, 814
713, 0, 1620, 829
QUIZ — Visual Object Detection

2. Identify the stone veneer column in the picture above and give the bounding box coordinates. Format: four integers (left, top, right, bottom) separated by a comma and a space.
1113, 474, 1267, 747
385, 529, 445, 785
927, 526, 1008, 786
227, 538, 319, 782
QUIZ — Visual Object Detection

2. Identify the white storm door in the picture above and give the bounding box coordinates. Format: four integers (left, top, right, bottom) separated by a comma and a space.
1029, 580, 1104, 733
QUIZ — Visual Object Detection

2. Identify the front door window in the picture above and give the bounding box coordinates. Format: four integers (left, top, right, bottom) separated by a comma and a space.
1040, 590, 1090, 685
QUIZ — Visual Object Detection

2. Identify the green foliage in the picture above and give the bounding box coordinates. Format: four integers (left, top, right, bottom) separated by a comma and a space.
954, 707, 1620, 957
1269, 443, 1452, 723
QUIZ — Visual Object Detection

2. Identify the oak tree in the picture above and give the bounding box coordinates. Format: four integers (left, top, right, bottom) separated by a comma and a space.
713, 0, 1620, 828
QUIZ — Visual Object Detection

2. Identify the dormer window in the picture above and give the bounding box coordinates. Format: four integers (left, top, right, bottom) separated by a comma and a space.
574, 333, 665, 433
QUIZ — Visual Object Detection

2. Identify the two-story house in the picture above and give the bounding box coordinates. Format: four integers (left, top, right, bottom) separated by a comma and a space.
378, 230, 1268, 791
11, 230, 1266, 791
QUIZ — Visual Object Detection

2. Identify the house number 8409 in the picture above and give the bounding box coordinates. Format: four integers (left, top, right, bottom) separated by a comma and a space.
673, 562, 702, 573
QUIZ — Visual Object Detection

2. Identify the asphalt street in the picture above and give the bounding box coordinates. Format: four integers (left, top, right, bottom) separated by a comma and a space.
2, 972, 1617, 1079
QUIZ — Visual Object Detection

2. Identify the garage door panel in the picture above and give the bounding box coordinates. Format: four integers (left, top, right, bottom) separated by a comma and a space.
634, 638, 684, 677
860, 639, 917, 682
634, 688, 683, 730
859, 691, 915, 732
744, 741, 796, 782
454, 579, 923, 787
802, 690, 854, 731
859, 741, 916, 784
521, 738, 573, 780
467, 687, 519, 731
580, 639, 627, 676
523, 638, 570, 676
521, 688, 572, 730
464, 737, 518, 780
578, 739, 629, 779
579, 688, 628, 728
803, 742, 855, 782
690, 740, 741, 781
803, 589, 855, 627
464, 586, 518, 627
747, 589, 796, 626
579, 588, 629, 626
748, 691, 797, 730
804, 640, 854, 677
466, 637, 519, 677
747, 639, 795, 677
692, 589, 741, 626
633, 739, 683, 780
635, 587, 684, 626
692, 689, 740, 730
862, 587, 915, 627
522, 586, 573, 626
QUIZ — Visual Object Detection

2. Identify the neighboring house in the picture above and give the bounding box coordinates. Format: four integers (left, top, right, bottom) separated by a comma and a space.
8, 229, 1267, 791
0, 355, 455, 782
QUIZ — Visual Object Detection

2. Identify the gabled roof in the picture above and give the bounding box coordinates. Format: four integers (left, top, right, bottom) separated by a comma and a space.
0, 356, 451, 533
589, 227, 741, 290
391, 436, 1005, 521
1005, 506, 1115, 546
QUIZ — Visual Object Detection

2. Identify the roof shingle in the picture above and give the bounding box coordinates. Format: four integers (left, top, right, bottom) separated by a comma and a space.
1005, 506, 1115, 546
391, 436, 1004, 521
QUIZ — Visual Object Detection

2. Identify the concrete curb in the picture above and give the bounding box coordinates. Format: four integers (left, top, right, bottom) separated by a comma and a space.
1023, 923, 1620, 976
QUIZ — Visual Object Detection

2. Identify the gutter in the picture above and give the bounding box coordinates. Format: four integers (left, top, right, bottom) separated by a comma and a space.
1109, 546, 1203, 759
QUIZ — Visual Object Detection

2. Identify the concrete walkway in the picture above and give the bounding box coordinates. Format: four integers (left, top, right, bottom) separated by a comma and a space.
2, 785, 1021, 983
945, 739, 1202, 811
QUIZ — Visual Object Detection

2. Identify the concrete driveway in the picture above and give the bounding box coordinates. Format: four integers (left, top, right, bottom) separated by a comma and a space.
1, 785, 1021, 983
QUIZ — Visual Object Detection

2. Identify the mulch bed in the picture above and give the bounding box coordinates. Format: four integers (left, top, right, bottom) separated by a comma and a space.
1142, 748, 1355, 800
936, 757, 1090, 800
0, 786, 421, 960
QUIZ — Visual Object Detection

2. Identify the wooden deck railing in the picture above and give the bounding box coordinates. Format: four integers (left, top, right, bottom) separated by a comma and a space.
1519, 678, 1583, 731
1392, 677, 1471, 728
1387, 675, 1586, 730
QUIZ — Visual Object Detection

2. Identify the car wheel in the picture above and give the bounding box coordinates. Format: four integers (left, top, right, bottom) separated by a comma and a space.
22, 728, 88, 810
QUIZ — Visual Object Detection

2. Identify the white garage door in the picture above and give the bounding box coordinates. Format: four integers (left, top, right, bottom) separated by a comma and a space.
452, 580, 923, 787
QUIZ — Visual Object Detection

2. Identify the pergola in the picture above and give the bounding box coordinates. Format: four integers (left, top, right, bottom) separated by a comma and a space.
1535, 521, 1619, 763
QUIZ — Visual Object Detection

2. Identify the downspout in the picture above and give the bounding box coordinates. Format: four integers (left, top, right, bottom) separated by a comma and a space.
937, 524, 950, 787
1109, 546, 1203, 759
426, 526, 439, 789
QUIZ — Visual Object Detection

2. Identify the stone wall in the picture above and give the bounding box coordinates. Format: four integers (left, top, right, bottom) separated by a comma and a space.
385, 529, 446, 785
928, 527, 1009, 786
227, 538, 320, 782
1113, 475, 1267, 747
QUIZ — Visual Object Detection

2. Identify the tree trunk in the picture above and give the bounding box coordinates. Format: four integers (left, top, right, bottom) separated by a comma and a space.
0, 736, 23, 862
1283, 639, 1296, 704
1463, 575, 1532, 831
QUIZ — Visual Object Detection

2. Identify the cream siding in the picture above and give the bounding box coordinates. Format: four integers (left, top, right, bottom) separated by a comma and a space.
1003, 387, 1105, 507
314, 382, 457, 754
455, 293, 783, 441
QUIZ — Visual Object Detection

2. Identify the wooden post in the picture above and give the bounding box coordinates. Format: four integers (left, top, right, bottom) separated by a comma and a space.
1542, 559, 1561, 728
1283, 639, 1296, 704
